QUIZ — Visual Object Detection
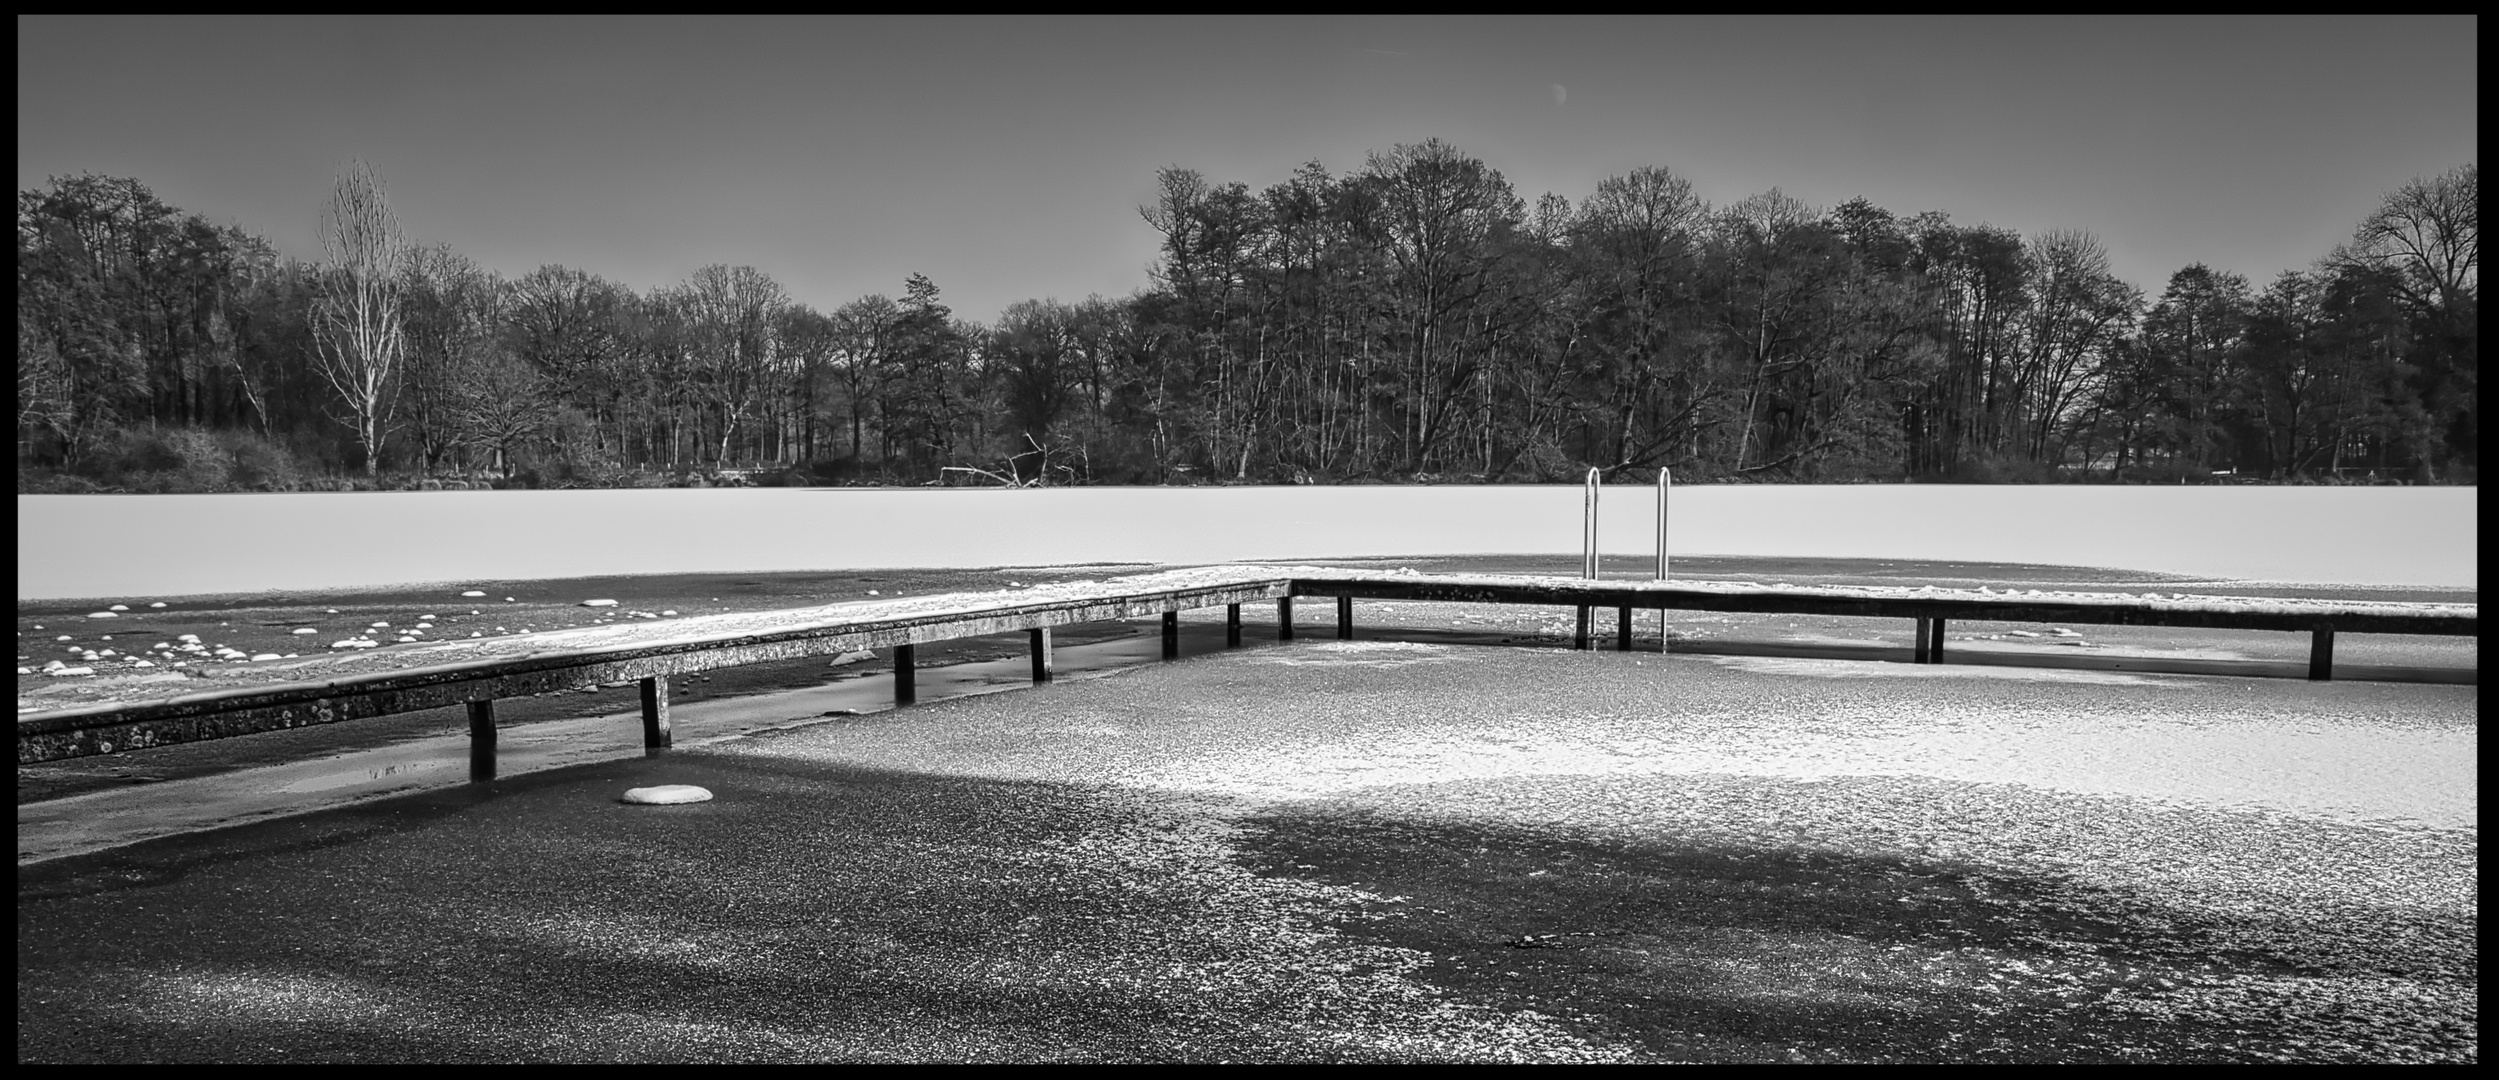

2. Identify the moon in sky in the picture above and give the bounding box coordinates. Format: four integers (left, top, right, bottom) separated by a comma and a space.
1552, 83, 1568, 105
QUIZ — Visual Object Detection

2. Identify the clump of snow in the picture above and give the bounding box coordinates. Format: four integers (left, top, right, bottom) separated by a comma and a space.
620, 785, 712, 805
86, 611, 117, 619
828, 650, 876, 667
131, 659, 154, 667
660, 610, 677, 617
108, 604, 130, 612
581, 599, 618, 608
178, 634, 201, 644
49, 666, 94, 677
369, 622, 390, 629
461, 590, 487, 598
2004, 630, 2041, 638
292, 627, 318, 635
149, 601, 166, 608
250, 653, 281, 662
504, 597, 516, 602
54, 635, 72, 642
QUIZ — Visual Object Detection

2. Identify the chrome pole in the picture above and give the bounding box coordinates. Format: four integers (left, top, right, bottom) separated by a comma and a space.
1655, 467, 1670, 653
1578, 467, 1600, 650
1655, 467, 1670, 581
1583, 467, 1600, 579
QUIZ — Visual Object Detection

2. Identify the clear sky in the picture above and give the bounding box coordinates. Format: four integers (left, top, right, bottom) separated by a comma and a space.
17, 15, 2479, 323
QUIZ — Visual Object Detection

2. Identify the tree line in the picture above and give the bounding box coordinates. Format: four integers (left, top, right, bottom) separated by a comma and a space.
16, 145, 2476, 491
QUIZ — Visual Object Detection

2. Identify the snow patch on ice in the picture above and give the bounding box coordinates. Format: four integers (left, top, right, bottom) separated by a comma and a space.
1245, 641, 1455, 668
1705, 654, 2168, 686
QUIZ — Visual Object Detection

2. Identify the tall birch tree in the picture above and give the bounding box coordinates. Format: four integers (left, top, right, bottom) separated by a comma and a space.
309, 160, 408, 476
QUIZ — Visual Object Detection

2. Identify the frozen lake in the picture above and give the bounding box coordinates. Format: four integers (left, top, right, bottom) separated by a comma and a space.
14, 484, 2477, 600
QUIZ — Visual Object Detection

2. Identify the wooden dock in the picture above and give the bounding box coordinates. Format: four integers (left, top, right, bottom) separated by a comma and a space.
16, 566, 2476, 773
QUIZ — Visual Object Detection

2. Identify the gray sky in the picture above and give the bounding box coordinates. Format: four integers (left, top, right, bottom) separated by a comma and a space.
17, 15, 2478, 322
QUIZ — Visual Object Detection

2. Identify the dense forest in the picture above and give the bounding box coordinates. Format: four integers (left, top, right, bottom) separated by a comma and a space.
16, 145, 2477, 491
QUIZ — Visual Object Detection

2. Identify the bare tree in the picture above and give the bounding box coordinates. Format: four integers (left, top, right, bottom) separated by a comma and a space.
2341, 162, 2478, 318
673, 264, 788, 467
2018, 230, 2140, 462
401, 243, 506, 475
310, 160, 409, 477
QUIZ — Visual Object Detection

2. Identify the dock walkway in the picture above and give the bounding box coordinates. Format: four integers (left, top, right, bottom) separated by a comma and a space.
18, 566, 2476, 771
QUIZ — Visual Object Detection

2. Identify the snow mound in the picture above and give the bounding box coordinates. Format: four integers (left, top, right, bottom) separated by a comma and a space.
621, 784, 713, 806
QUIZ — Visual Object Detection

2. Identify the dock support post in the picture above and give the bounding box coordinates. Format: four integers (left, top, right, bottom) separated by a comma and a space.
1575, 605, 1592, 650
1163, 611, 1180, 659
1279, 597, 1294, 641
1929, 619, 1947, 664
468, 699, 497, 782
1226, 603, 1241, 647
1914, 618, 1931, 663
2309, 625, 2335, 682
1337, 596, 1353, 640
1029, 627, 1053, 683
894, 643, 917, 705
1617, 606, 1633, 651
639, 676, 672, 751
1659, 602, 1670, 653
